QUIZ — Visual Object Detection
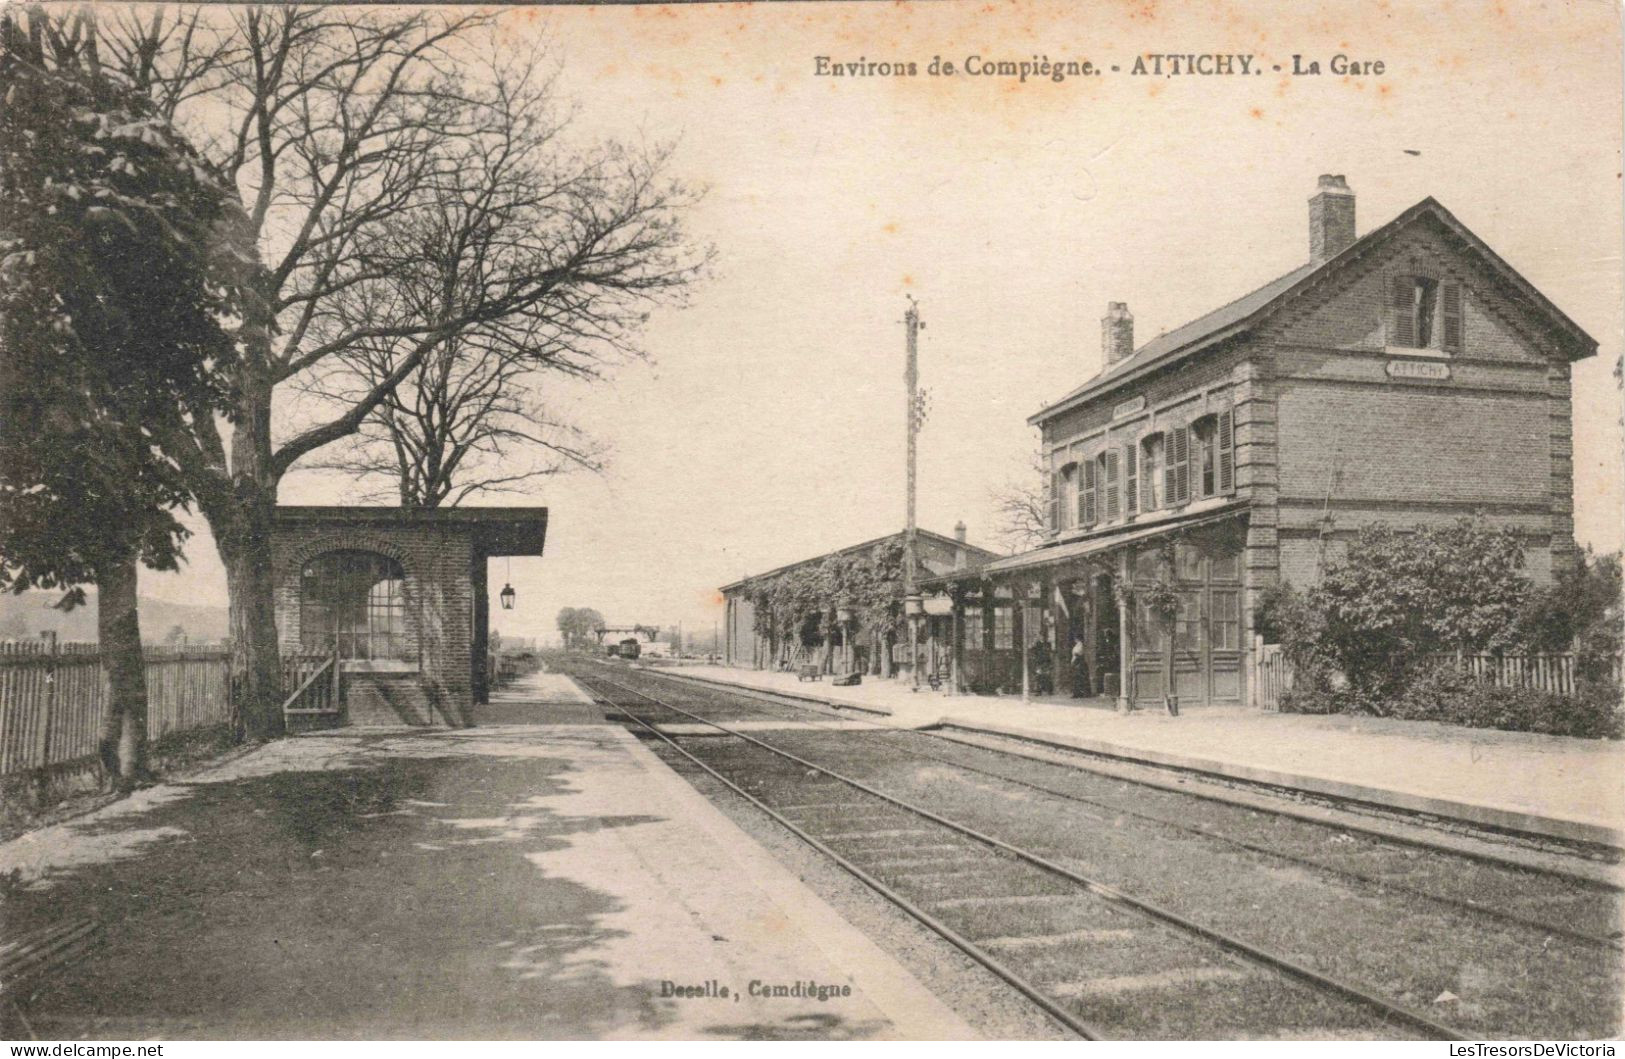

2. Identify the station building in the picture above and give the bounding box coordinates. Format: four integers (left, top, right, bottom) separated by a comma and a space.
721, 526, 1001, 680
271, 506, 548, 726
924, 175, 1596, 710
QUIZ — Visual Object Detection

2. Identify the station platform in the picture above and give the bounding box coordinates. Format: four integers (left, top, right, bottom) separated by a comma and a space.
641, 663, 1625, 850
0, 671, 974, 1040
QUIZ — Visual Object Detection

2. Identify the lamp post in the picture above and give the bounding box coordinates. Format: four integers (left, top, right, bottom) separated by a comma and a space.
835, 605, 854, 673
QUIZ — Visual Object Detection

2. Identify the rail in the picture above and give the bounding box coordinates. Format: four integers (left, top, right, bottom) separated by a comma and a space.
580, 667, 1476, 1041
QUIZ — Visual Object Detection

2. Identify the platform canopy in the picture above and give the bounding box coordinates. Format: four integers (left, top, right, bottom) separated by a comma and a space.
921, 500, 1246, 587
274, 505, 548, 556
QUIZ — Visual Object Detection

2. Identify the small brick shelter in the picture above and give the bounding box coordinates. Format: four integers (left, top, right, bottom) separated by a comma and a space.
272, 506, 548, 726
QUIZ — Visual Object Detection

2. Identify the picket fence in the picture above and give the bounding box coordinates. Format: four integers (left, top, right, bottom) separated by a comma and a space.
0, 642, 335, 778
1250, 639, 1294, 710
1250, 637, 1605, 709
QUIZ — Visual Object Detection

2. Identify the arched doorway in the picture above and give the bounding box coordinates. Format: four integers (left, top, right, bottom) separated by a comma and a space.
299, 550, 412, 665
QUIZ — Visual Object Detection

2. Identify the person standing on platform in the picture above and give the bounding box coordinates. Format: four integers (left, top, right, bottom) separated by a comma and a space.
1031, 638, 1053, 695
1070, 638, 1090, 698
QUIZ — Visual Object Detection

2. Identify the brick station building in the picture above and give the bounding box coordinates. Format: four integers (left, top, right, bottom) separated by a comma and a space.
272, 506, 548, 726
924, 175, 1596, 710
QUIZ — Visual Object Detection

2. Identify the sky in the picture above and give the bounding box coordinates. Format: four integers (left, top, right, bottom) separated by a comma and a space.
137, 0, 1625, 645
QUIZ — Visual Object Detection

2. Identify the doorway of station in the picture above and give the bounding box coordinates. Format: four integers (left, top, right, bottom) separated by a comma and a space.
1093, 572, 1121, 699
1062, 570, 1120, 701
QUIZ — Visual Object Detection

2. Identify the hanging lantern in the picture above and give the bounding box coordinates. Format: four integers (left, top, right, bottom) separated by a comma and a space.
499, 583, 516, 610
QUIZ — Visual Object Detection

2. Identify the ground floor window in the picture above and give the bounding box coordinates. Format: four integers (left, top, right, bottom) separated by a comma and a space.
300, 550, 409, 661
992, 606, 1014, 649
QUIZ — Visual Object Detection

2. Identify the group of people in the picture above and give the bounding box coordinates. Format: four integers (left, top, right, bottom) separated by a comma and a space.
1026, 638, 1094, 698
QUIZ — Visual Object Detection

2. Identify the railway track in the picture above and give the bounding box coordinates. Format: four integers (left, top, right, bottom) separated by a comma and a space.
616, 663, 1624, 953
572, 664, 1491, 1040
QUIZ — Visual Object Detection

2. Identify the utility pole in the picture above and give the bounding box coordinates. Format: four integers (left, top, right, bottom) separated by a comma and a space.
904, 297, 924, 691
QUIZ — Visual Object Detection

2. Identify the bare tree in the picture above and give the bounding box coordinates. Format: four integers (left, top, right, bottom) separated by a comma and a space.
89, 7, 707, 738
306, 337, 606, 507
991, 448, 1051, 553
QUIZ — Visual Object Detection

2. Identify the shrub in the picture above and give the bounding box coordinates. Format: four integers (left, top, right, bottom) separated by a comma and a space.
1291, 658, 1625, 739
1279, 681, 1384, 717
1513, 548, 1621, 671
1310, 519, 1531, 695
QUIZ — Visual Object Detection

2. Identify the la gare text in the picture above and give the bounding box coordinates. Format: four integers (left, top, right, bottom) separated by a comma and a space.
812, 53, 1385, 84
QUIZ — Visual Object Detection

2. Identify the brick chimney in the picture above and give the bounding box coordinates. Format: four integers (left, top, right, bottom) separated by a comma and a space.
1101, 302, 1134, 366
954, 521, 967, 569
1309, 174, 1356, 263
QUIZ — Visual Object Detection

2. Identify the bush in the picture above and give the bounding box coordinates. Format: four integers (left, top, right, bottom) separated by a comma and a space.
1310, 519, 1531, 696
1279, 679, 1386, 718
1281, 659, 1624, 739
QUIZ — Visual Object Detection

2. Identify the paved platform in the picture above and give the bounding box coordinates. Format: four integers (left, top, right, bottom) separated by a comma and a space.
648, 664, 1625, 848
0, 672, 974, 1040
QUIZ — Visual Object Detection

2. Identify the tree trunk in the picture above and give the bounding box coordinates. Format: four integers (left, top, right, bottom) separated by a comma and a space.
206, 369, 286, 743
97, 547, 149, 790
221, 521, 285, 741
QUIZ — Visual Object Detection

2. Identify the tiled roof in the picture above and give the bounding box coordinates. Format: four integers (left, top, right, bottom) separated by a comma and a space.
1030, 197, 1599, 424
719, 528, 1002, 593
1049, 262, 1318, 410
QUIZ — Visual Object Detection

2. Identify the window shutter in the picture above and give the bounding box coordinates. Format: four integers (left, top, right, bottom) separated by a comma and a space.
1104, 452, 1120, 521
1217, 409, 1234, 493
1172, 426, 1191, 505
1082, 458, 1097, 526
1390, 275, 1415, 347
1441, 281, 1463, 353
1046, 467, 1059, 532
1124, 444, 1138, 515
1163, 436, 1177, 510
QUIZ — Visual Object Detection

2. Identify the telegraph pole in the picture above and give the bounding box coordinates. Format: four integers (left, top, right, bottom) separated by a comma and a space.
904, 297, 923, 690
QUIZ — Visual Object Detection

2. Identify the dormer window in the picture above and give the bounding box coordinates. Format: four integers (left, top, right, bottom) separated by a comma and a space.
1389, 274, 1463, 353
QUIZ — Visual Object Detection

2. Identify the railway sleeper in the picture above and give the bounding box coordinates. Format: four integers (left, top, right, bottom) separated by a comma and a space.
980, 927, 1142, 950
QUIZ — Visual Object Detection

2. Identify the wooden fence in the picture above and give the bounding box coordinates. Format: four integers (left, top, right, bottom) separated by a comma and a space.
1250, 639, 1610, 709
0, 642, 233, 777
1251, 637, 1294, 710
1426, 652, 1588, 695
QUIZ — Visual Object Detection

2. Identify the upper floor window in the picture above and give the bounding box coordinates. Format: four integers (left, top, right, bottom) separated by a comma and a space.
1191, 411, 1234, 498
1140, 433, 1163, 512
1194, 416, 1220, 498
1389, 274, 1463, 353
1059, 463, 1079, 530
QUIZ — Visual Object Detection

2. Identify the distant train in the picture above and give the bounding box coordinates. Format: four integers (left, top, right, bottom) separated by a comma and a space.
605, 638, 642, 660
